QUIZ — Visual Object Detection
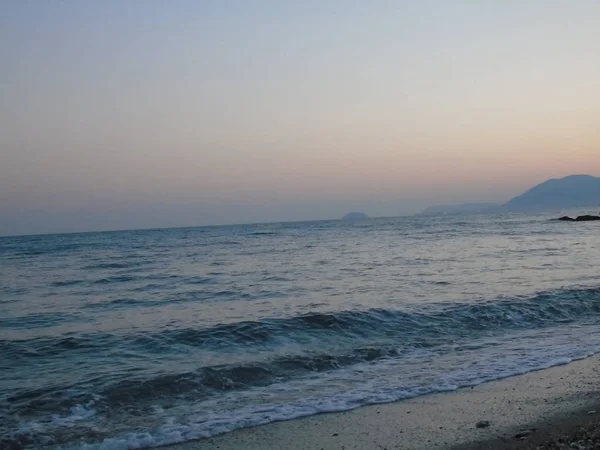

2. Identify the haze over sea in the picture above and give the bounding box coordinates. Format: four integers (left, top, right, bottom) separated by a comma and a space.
2, 212, 600, 449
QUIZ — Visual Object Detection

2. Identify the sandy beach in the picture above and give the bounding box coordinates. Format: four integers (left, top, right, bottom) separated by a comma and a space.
162, 356, 600, 450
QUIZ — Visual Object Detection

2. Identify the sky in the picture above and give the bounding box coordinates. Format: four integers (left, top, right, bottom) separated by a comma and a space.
1, 1, 600, 236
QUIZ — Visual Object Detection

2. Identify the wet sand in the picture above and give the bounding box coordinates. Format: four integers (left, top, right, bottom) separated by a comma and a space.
161, 356, 600, 450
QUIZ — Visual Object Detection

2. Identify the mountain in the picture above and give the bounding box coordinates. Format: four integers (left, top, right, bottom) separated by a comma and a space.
419, 174, 600, 216
342, 212, 369, 221
420, 203, 499, 215
502, 174, 600, 211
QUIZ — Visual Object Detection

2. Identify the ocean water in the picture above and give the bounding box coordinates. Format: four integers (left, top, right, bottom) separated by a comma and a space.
1, 213, 600, 449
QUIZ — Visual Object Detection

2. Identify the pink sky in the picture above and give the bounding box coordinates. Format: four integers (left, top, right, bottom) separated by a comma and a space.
1, 1, 599, 235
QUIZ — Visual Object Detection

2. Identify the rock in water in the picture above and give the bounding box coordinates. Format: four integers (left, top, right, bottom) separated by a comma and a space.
555, 215, 600, 221
476, 420, 490, 429
515, 429, 535, 439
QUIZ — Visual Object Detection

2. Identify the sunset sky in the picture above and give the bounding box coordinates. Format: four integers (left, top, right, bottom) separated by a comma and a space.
2, 1, 600, 235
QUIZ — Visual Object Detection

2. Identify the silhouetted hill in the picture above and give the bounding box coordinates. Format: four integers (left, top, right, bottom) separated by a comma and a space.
342, 212, 369, 221
420, 203, 498, 215
502, 174, 600, 211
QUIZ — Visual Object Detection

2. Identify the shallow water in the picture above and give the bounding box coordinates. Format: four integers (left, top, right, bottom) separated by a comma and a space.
1, 212, 600, 449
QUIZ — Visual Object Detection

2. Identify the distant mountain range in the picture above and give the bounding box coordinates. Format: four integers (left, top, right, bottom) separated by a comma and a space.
421, 203, 499, 215
420, 175, 600, 215
500, 174, 600, 212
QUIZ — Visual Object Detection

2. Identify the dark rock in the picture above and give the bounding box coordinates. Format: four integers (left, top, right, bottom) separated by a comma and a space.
555, 215, 600, 221
515, 429, 535, 439
476, 420, 491, 428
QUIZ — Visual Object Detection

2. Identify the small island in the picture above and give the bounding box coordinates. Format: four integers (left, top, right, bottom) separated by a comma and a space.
342, 212, 369, 221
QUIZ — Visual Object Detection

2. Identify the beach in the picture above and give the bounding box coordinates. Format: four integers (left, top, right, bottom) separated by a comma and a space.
163, 355, 600, 450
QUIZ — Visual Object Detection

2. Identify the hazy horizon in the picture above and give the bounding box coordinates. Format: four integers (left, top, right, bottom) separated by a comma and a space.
2, 1, 600, 236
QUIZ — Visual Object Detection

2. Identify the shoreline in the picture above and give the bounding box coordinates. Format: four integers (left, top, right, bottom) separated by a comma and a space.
161, 355, 600, 450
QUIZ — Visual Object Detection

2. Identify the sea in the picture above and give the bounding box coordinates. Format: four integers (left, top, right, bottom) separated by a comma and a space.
1, 212, 600, 449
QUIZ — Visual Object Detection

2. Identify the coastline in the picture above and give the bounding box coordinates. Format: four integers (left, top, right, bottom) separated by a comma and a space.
160, 355, 600, 450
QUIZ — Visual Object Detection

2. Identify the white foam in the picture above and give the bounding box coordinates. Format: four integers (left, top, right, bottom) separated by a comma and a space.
52, 404, 97, 426
53, 325, 600, 449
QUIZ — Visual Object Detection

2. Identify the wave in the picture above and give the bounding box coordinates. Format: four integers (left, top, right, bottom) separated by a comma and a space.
4, 286, 600, 449
51, 279, 86, 287
246, 231, 279, 236
93, 275, 138, 284
1, 344, 411, 429
82, 262, 134, 270
0, 312, 84, 330
98, 345, 403, 404
16, 347, 600, 450
5, 286, 600, 361
156, 286, 600, 348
